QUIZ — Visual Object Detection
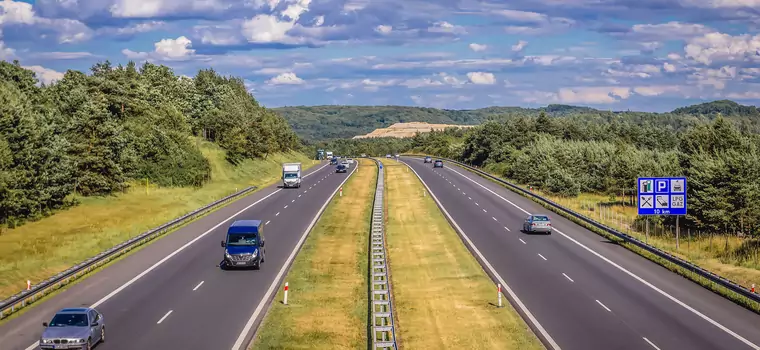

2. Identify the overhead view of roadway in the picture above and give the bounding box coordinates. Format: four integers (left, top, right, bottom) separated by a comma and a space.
0, 160, 356, 350
400, 156, 760, 350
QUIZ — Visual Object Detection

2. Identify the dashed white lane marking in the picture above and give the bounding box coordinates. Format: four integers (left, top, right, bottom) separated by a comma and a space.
519, 238, 527, 244
292, 199, 295, 203
298, 194, 302, 197
468, 197, 472, 200
157, 310, 173, 324
562, 273, 574, 283
643, 338, 661, 350
193, 281, 204, 291
284, 205, 288, 209
265, 220, 270, 225
504, 226, 511, 232
538, 253, 547, 261
275, 212, 280, 216
475, 202, 479, 206
596, 299, 611, 312
483, 209, 487, 213
492, 216, 498, 221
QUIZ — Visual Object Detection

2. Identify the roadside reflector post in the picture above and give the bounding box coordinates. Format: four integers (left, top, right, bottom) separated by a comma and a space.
497, 283, 502, 307
423, 190, 426, 197
339, 186, 343, 197
26, 280, 31, 291
752, 284, 756, 293
283, 282, 289, 305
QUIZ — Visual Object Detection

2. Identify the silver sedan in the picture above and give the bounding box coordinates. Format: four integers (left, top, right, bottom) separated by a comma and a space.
40, 307, 105, 350
523, 214, 552, 234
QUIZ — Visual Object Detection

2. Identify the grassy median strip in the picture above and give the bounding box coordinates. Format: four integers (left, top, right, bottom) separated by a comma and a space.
252, 159, 376, 350
381, 159, 543, 350
0, 139, 315, 301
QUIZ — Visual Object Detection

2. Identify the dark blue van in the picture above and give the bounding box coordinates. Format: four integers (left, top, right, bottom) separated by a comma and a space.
220, 220, 266, 270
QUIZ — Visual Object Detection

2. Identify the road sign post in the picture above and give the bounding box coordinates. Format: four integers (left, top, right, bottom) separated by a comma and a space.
637, 177, 687, 244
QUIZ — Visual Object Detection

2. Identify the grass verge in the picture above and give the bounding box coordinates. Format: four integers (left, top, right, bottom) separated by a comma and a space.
0, 139, 315, 301
438, 159, 760, 314
381, 159, 543, 349
251, 158, 376, 350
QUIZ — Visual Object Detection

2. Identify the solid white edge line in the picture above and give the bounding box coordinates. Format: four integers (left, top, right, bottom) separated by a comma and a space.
400, 160, 562, 350
230, 162, 360, 350
643, 337, 661, 350
157, 310, 173, 324
193, 281, 204, 291
562, 273, 574, 282
23, 163, 331, 350
443, 163, 760, 350
596, 300, 611, 312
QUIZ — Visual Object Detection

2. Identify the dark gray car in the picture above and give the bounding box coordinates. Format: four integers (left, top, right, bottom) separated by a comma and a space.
40, 307, 105, 350
523, 214, 552, 234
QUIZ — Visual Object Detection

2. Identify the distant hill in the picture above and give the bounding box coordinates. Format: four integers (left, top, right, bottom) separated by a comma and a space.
274, 101, 760, 141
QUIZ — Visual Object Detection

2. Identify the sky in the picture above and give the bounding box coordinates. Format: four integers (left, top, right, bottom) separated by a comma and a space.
1, 0, 760, 112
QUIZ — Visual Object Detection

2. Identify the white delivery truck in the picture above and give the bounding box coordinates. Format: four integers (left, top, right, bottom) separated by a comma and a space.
282, 163, 302, 188
326, 151, 334, 160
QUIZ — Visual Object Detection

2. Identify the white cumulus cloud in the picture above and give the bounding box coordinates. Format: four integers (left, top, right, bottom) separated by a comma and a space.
467, 72, 495, 84
267, 72, 304, 85
469, 43, 487, 52
122, 36, 195, 60
23, 65, 64, 85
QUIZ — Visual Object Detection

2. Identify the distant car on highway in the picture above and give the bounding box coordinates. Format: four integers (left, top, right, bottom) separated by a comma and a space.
346, 158, 355, 164
40, 307, 105, 350
221, 220, 266, 270
395, 154, 400, 158
433, 160, 443, 168
336, 164, 347, 173
385, 154, 392, 158
523, 215, 552, 234
424, 156, 432, 163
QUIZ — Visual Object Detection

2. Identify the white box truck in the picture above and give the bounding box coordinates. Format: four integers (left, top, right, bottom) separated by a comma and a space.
282, 163, 302, 188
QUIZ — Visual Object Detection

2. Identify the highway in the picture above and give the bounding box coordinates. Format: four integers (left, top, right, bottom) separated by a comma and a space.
0, 160, 355, 350
400, 156, 760, 350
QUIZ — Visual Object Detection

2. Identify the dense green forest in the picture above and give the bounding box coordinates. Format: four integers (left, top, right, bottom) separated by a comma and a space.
0, 60, 299, 228
318, 104, 760, 235
276, 100, 760, 141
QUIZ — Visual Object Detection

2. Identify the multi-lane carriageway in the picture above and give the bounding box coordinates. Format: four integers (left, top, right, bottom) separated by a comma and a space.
0, 161, 357, 350
400, 156, 760, 350
4, 155, 760, 350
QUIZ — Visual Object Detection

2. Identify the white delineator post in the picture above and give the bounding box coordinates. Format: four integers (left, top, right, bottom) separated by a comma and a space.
283, 282, 289, 305
339, 186, 343, 197
26, 280, 31, 291
497, 283, 502, 307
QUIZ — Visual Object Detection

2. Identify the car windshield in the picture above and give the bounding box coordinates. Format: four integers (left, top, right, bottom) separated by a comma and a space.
284, 173, 298, 179
49, 313, 88, 327
435, 161, 442, 163
227, 233, 258, 246
533, 216, 549, 221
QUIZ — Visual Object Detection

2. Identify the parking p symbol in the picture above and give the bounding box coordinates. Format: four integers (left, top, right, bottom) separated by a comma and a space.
655, 179, 668, 193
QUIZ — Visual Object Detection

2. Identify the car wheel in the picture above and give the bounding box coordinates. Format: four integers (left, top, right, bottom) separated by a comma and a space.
220, 262, 228, 270
253, 262, 261, 270
101, 327, 106, 343
86, 338, 92, 350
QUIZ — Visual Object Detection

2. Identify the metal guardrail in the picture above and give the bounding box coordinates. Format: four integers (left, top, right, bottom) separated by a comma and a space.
406, 154, 760, 306
0, 185, 259, 319
367, 158, 397, 349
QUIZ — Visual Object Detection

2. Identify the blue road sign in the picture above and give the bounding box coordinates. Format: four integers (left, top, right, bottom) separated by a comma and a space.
637, 177, 687, 216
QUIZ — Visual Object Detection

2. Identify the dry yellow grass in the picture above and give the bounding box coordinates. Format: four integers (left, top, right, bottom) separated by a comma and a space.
381, 159, 543, 350
252, 158, 377, 350
0, 139, 315, 300
353, 122, 475, 139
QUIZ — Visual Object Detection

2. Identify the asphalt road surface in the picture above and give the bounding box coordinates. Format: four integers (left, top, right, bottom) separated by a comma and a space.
0, 160, 356, 350
401, 156, 760, 350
